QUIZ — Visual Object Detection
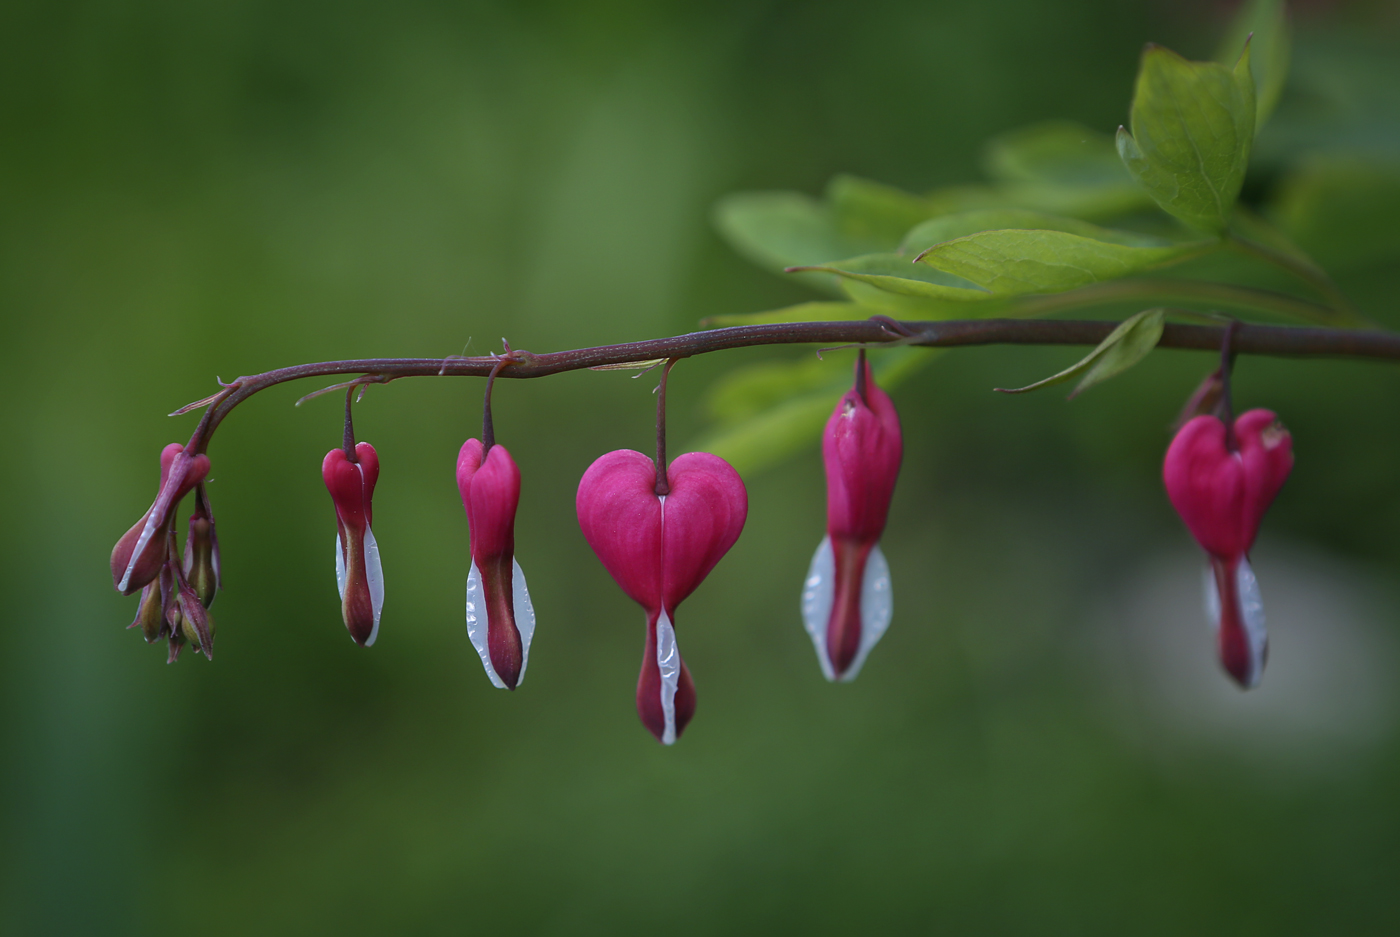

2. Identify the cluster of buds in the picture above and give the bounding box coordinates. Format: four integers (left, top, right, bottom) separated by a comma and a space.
110, 443, 219, 661
1163, 342, 1294, 689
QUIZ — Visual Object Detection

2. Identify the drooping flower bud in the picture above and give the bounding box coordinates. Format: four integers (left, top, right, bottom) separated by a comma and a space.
130, 566, 173, 644
111, 443, 211, 595
577, 450, 747, 744
1163, 409, 1293, 688
457, 439, 536, 689
175, 576, 215, 659
182, 484, 221, 608
322, 442, 383, 646
800, 353, 902, 681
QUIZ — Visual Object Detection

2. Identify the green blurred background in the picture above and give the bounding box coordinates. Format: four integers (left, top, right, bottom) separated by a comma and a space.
3, 1, 1400, 933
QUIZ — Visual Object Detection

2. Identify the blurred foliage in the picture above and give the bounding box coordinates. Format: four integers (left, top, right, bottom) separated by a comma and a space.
2, 1, 1400, 935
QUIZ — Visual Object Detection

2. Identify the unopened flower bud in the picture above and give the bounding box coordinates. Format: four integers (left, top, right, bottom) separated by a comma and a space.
130, 568, 172, 644
182, 485, 221, 608
111, 443, 211, 595
1164, 409, 1293, 688
801, 353, 902, 681
457, 438, 536, 690
323, 442, 383, 646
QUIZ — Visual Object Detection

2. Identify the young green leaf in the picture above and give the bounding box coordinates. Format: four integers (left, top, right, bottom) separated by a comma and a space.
914, 229, 1213, 295
702, 301, 873, 327
712, 191, 878, 275
788, 253, 990, 302
995, 309, 1165, 397
1216, 0, 1290, 132
900, 209, 1165, 257
1116, 43, 1257, 233
827, 175, 938, 246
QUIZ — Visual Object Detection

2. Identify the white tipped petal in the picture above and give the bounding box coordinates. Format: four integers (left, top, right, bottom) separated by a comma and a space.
1202, 557, 1269, 689
656, 610, 680, 745
840, 542, 893, 683
334, 532, 347, 601
800, 536, 837, 681
511, 558, 536, 686
362, 525, 383, 647
465, 561, 507, 689
1236, 557, 1267, 687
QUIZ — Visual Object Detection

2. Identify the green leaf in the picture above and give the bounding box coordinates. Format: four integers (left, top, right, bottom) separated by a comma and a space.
711, 191, 876, 274
827, 175, 938, 246
1116, 43, 1256, 233
789, 253, 990, 302
1270, 155, 1400, 272
693, 347, 934, 475
984, 121, 1133, 187
702, 301, 871, 327
995, 309, 1165, 397
914, 229, 1213, 295
1216, 0, 1290, 132
900, 209, 1165, 257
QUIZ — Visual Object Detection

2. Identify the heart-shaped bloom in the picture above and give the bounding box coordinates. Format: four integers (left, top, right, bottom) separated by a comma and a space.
457, 439, 536, 689
801, 355, 902, 681
323, 442, 383, 646
111, 443, 211, 595
577, 450, 747, 744
1163, 409, 1293, 688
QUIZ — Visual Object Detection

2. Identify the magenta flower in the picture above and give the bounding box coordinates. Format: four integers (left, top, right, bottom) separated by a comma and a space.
801, 354, 902, 681
111, 443, 211, 595
323, 441, 383, 646
1163, 409, 1293, 688
457, 438, 535, 689
577, 450, 747, 744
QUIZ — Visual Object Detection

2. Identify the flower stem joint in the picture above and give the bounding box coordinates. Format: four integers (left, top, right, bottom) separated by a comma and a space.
1163, 409, 1293, 688
801, 352, 903, 681
457, 438, 536, 690
577, 450, 747, 744
323, 442, 384, 647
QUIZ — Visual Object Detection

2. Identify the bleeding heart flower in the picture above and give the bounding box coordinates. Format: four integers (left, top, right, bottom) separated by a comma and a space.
801, 353, 902, 681
1163, 409, 1293, 688
577, 450, 747, 744
323, 442, 383, 646
111, 443, 211, 595
457, 438, 536, 689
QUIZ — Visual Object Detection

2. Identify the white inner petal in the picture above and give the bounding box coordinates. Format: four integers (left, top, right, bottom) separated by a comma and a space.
1237, 557, 1268, 688
656, 610, 680, 745
335, 532, 347, 601
842, 542, 893, 682
465, 561, 506, 689
1200, 558, 1269, 689
800, 536, 837, 681
363, 525, 383, 647
1202, 562, 1220, 630
512, 558, 536, 686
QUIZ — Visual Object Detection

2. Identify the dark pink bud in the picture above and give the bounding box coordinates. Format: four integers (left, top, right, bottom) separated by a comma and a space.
577, 450, 747, 744
1164, 409, 1294, 688
457, 439, 536, 690
111, 443, 211, 595
323, 442, 383, 647
801, 356, 902, 681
